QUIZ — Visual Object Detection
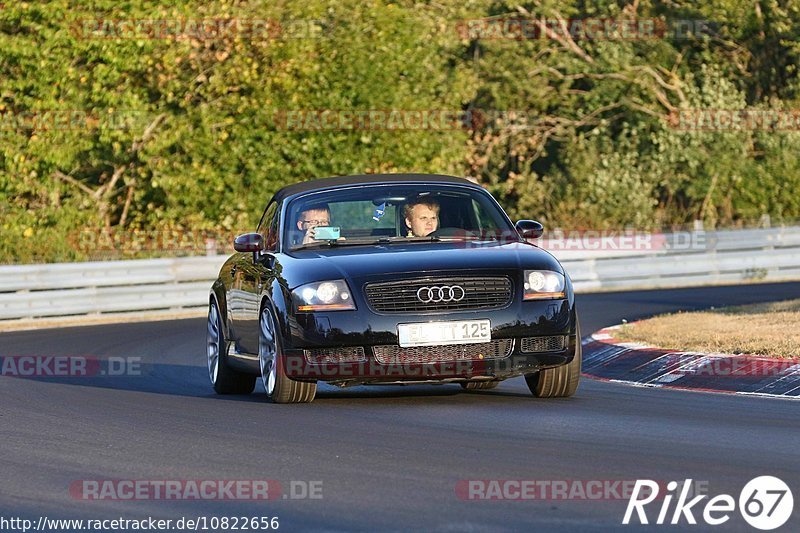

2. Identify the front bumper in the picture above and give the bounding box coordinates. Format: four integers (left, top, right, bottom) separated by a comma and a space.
281, 296, 577, 385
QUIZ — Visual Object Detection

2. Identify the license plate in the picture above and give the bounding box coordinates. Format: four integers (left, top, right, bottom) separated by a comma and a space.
397, 319, 491, 348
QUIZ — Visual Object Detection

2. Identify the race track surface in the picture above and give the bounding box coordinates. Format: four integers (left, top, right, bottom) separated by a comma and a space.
1, 282, 799, 531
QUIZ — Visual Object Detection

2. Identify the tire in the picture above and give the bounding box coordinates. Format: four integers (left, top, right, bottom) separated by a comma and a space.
207, 300, 257, 394
524, 320, 582, 398
259, 306, 316, 404
460, 381, 500, 390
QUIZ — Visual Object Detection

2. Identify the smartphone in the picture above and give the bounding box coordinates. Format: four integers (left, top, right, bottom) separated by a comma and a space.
314, 226, 341, 240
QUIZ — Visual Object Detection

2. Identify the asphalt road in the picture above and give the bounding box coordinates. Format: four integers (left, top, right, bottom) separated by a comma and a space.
1, 282, 799, 532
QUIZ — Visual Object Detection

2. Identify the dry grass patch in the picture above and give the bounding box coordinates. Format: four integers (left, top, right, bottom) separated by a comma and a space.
614, 299, 800, 359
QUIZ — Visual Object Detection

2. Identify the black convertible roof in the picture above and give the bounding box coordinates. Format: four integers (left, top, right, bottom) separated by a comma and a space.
272, 174, 482, 202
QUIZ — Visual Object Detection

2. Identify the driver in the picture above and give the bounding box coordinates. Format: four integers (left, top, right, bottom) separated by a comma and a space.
404, 198, 440, 237
296, 203, 331, 244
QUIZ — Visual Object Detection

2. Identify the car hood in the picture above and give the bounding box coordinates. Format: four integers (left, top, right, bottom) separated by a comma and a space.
280, 241, 563, 289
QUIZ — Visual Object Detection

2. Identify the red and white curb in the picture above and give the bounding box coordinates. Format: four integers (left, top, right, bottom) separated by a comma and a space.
581, 325, 800, 399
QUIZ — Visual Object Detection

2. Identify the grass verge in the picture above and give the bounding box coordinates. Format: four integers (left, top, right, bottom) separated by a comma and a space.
614, 299, 800, 359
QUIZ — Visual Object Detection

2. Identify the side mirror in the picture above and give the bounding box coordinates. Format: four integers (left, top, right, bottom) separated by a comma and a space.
515, 220, 544, 239
233, 233, 264, 253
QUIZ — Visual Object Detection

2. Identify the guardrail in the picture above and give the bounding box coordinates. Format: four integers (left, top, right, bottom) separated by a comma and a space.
0, 256, 224, 320
1, 226, 799, 321
560, 226, 800, 291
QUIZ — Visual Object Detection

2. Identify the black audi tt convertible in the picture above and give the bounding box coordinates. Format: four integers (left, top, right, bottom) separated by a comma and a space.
207, 174, 580, 403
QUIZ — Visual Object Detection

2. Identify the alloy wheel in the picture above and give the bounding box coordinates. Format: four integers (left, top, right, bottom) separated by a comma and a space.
207, 303, 220, 384
259, 308, 278, 395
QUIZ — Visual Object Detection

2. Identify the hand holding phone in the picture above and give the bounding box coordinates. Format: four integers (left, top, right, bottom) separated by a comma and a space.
313, 226, 341, 240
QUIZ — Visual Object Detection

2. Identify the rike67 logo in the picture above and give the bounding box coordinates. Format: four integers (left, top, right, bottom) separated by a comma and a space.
624, 476, 794, 530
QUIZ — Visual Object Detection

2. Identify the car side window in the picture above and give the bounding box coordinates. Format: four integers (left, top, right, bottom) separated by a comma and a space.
260, 202, 279, 252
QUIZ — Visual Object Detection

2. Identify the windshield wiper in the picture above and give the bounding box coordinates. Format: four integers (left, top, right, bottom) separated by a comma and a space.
376, 235, 441, 244
294, 235, 441, 250
293, 240, 371, 250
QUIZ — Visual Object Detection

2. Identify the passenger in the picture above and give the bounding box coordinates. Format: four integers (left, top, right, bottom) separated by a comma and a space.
404, 198, 440, 237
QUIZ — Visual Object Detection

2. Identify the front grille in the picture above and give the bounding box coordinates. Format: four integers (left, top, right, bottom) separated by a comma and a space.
365, 276, 513, 313
304, 346, 367, 364
373, 339, 513, 364
520, 335, 568, 353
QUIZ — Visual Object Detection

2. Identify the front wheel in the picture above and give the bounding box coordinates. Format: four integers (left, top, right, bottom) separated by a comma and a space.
207, 300, 256, 394
259, 306, 316, 404
524, 321, 581, 398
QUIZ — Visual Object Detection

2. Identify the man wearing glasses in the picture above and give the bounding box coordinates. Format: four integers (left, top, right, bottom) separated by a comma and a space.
296, 203, 332, 244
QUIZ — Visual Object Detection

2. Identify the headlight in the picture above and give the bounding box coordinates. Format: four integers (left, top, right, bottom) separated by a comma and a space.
523, 270, 565, 300
292, 280, 356, 312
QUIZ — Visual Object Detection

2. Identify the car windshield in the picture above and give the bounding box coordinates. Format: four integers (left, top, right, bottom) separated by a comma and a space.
285, 184, 519, 250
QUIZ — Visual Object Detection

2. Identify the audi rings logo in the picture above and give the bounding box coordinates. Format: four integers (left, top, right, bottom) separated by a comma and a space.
416, 285, 466, 303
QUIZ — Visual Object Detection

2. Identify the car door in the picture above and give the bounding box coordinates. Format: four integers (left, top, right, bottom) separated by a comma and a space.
226, 252, 256, 355
235, 201, 280, 355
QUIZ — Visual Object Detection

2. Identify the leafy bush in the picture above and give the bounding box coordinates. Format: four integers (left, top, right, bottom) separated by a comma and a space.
1, 0, 799, 262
